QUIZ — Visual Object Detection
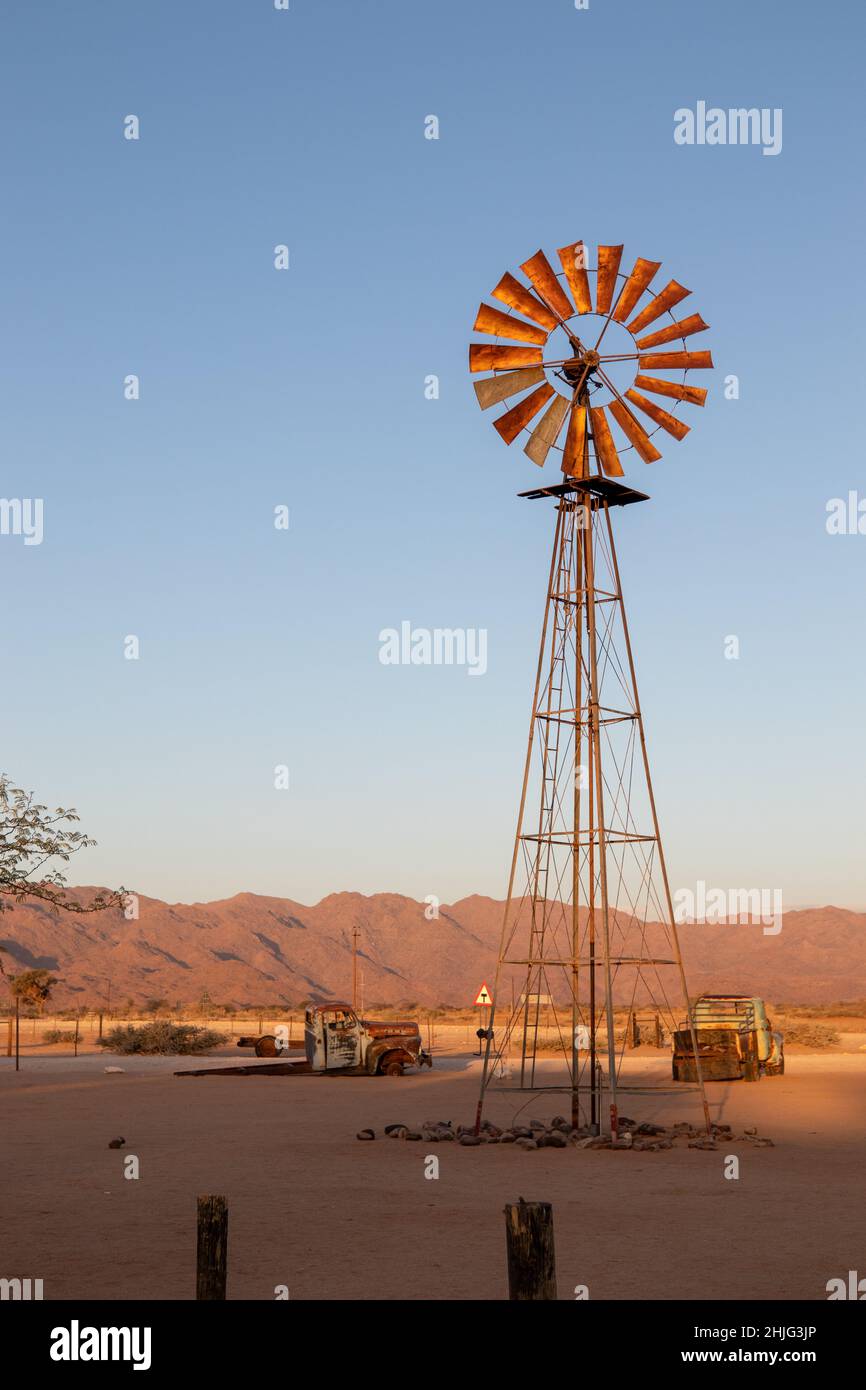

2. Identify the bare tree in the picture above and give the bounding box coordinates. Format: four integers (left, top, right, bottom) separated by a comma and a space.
0, 773, 125, 981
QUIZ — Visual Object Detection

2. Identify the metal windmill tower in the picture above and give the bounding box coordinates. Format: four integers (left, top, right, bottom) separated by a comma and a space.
469, 240, 712, 1140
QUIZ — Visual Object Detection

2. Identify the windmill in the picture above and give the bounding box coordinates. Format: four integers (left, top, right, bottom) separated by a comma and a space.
470, 240, 713, 1140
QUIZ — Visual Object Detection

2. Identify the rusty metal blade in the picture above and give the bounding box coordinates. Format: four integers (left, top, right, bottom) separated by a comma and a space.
613, 257, 661, 323
469, 344, 544, 373
493, 383, 555, 444
627, 280, 690, 335
590, 405, 624, 476
625, 388, 690, 440
595, 245, 624, 314
473, 366, 546, 410
556, 242, 593, 314
519, 250, 574, 321
491, 273, 558, 331
634, 374, 707, 407
635, 313, 709, 350
523, 394, 569, 467
562, 403, 588, 477
608, 398, 662, 463
473, 302, 548, 344
638, 350, 714, 370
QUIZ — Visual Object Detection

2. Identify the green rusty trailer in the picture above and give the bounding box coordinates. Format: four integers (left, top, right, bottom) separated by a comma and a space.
672, 993, 784, 1083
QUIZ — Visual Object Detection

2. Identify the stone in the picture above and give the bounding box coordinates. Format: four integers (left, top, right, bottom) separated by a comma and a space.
545, 1130, 567, 1148
744, 1125, 758, 1135
688, 1138, 718, 1150
386, 1125, 408, 1140
459, 1134, 482, 1146
514, 1137, 538, 1150
107, 1137, 126, 1149
635, 1122, 668, 1136
356, 1129, 376, 1141
499, 1131, 517, 1143
103, 1066, 125, 1074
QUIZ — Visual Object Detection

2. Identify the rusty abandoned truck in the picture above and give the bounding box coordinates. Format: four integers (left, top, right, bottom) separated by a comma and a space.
672, 993, 784, 1082
177, 1002, 432, 1079
253, 1003, 431, 1075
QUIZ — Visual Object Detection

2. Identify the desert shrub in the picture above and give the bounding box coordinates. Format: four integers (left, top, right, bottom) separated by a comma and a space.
43, 1029, 76, 1044
96, 1022, 227, 1055
782, 1022, 840, 1048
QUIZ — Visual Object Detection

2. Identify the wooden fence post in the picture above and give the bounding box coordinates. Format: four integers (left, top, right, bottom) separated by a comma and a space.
504, 1199, 557, 1300
196, 1195, 228, 1300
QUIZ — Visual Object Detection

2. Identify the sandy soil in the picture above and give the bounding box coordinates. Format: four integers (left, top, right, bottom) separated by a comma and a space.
1, 1051, 864, 1301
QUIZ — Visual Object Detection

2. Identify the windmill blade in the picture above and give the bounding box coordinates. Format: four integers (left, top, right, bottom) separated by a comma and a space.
473, 366, 546, 410
491, 272, 559, 331
595, 245, 624, 314
626, 280, 690, 335
473, 303, 548, 344
635, 313, 709, 350
613, 257, 661, 323
589, 405, 624, 476
524, 394, 570, 467
638, 350, 714, 370
634, 374, 707, 407
469, 344, 544, 373
493, 383, 555, 444
562, 402, 588, 477
625, 388, 690, 441
519, 249, 574, 321
556, 241, 593, 313
608, 398, 662, 463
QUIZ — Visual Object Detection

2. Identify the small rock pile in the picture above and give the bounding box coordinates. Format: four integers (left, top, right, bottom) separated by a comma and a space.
356, 1116, 775, 1150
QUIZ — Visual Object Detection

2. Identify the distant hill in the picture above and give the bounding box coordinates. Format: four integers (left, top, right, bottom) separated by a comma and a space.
0, 889, 863, 1009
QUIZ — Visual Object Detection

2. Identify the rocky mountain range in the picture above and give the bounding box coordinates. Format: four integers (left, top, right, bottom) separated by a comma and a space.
0, 888, 863, 1010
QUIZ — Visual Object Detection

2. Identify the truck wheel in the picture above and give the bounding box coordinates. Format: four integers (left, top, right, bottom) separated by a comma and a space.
381, 1059, 404, 1077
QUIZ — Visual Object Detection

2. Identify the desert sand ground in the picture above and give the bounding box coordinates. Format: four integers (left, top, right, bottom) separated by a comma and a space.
1, 1049, 864, 1301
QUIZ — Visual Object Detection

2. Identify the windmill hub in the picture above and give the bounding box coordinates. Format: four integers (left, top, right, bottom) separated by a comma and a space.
562, 349, 600, 389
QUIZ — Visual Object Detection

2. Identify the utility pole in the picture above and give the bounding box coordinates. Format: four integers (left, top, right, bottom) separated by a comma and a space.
352, 922, 360, 1010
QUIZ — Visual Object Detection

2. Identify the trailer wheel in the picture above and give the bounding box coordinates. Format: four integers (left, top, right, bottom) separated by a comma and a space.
381, 1058, 404, 1077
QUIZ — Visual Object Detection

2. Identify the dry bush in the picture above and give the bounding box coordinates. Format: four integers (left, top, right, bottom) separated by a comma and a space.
780, 1021, 840, 1048
97, 1022, 227, 1055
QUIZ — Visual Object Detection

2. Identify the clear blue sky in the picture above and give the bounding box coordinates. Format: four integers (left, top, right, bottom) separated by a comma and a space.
1, 0, 863, 909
